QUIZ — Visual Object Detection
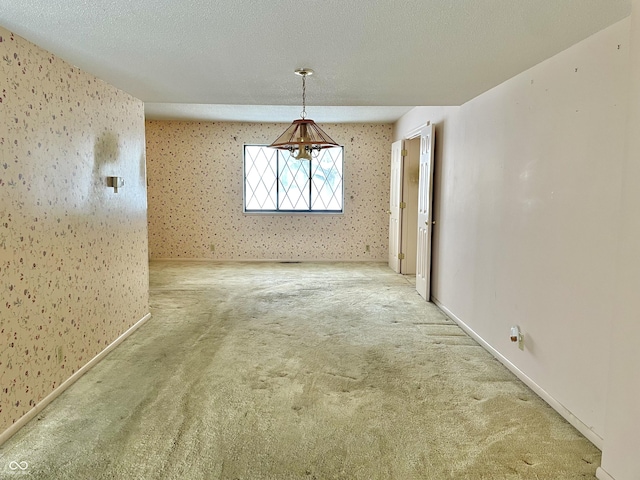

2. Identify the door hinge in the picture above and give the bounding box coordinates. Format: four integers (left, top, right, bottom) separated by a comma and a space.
397, 253, 405, 260
401, 149, 408, 157
399, 202, 406, 209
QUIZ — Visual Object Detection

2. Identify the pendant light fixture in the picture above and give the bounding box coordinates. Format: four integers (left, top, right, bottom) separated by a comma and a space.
269, 69, 338, 161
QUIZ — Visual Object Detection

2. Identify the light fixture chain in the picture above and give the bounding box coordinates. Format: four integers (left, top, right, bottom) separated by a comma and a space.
301, 74, 306, 119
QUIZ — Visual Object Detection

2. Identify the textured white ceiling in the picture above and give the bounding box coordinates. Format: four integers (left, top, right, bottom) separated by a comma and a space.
0, 0, 631, 122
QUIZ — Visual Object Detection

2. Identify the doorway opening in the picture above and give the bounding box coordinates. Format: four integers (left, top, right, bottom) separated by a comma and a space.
400, 136, 420, 275
388, 123, 435, 301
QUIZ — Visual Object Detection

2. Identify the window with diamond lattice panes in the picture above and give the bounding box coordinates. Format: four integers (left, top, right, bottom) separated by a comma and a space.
244, 145, 343, 213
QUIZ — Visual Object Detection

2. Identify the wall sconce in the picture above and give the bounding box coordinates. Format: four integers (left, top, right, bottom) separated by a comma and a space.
107, 176, 124, 193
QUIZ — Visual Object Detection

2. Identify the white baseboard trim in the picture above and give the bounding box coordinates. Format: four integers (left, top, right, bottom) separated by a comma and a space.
431, 297, 604, 450
596, 467, 615, 480
149, 258, 387, 263
0, 312, 152, 447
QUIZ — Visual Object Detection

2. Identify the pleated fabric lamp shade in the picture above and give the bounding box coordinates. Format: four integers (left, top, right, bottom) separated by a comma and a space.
269, 118, 338, 160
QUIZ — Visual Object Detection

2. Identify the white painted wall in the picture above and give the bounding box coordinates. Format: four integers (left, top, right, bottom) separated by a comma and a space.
394, 18, 630, 447
597, 1, 640, 479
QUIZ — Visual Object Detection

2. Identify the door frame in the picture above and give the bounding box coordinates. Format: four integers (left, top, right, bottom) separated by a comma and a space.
388, 140, 403, 273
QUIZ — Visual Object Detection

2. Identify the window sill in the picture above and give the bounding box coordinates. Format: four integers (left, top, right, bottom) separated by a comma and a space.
243, 210, 344, 216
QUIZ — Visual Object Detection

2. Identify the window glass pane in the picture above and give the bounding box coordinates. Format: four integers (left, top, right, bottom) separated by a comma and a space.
245, 146, 277, 210
311, 148, 343, 211
279, 151, 310, 210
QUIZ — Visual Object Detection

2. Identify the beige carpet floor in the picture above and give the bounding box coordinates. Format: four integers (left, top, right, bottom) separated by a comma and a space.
0, 262, 600, 479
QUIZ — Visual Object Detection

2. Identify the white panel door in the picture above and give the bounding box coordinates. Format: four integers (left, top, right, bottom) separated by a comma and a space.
416, 125, 435, 300
388, 140, 403, 273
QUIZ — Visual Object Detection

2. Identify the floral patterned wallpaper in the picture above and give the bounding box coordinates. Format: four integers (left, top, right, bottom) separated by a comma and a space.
146, 121, 392, 261
0, 27, 149, 435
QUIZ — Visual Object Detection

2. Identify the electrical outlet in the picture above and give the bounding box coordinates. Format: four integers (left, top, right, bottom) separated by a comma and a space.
365, 245, 370, 252
56, 345, 63, 364
510, 326, 525, 351
210, 244, 215, 252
